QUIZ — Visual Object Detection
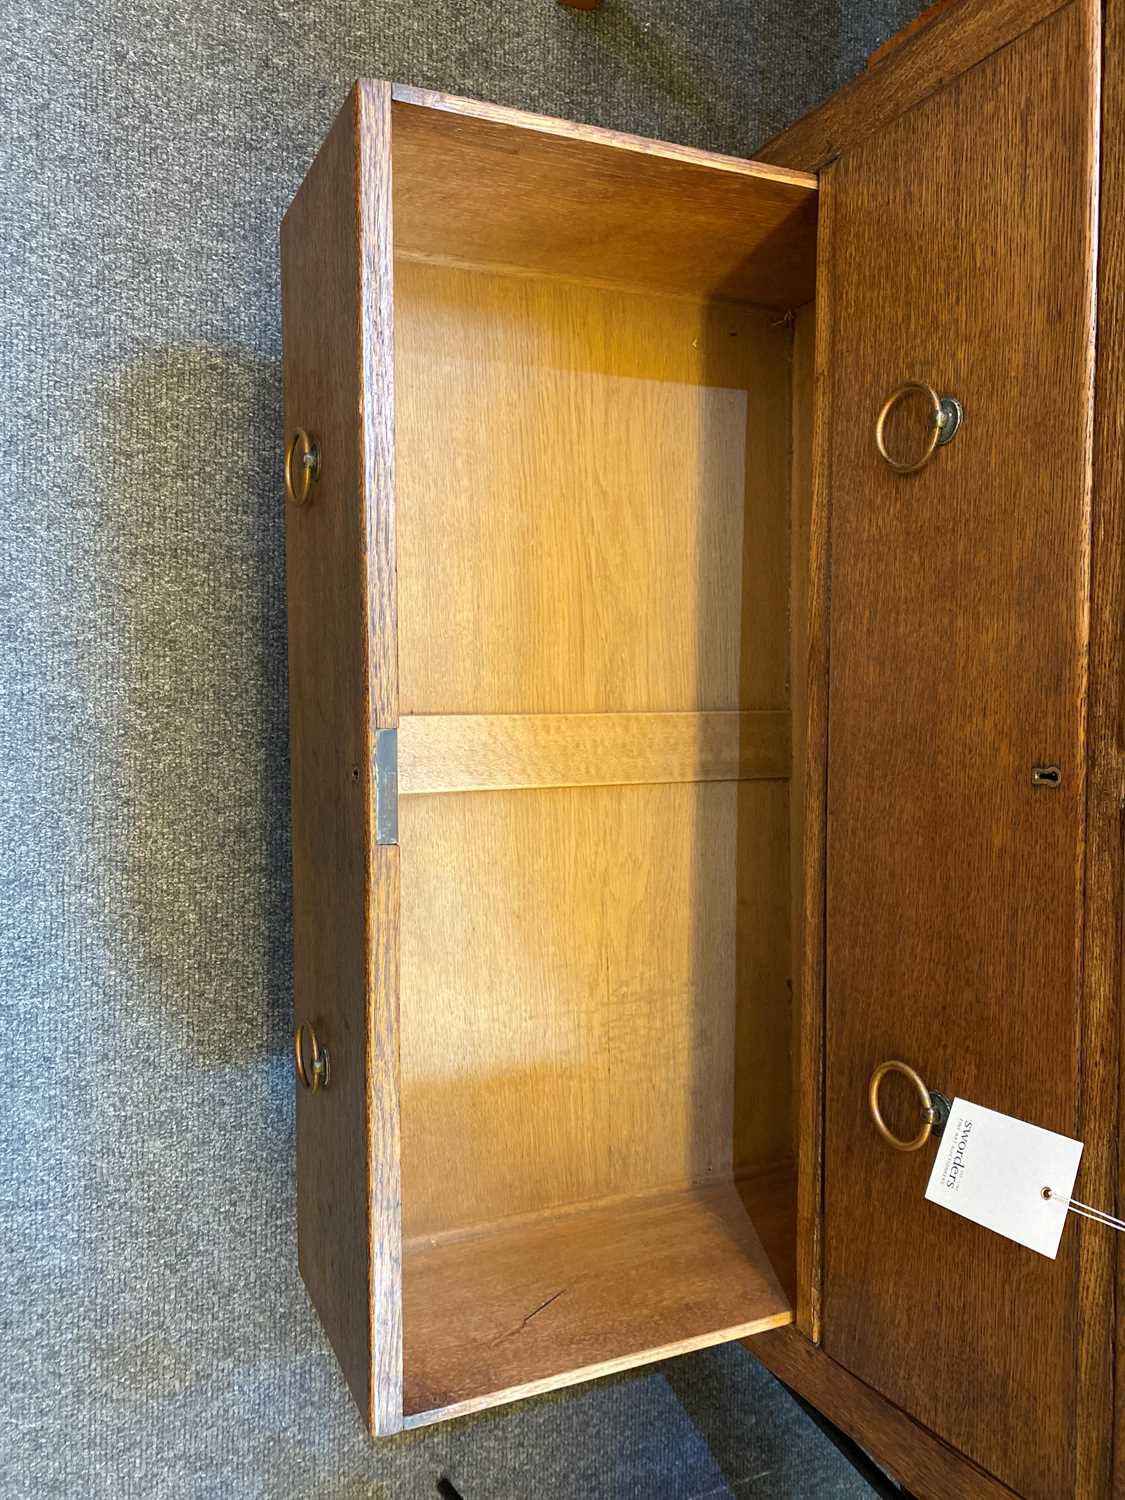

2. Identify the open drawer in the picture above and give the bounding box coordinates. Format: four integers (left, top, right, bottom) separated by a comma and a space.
281, 80, 818, 1434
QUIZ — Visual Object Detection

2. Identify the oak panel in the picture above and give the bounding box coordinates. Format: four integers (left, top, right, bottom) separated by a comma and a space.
790, 266, 832, 1344
394, 262, 792, 717
282, 80, 403, 1435
397, 710, 790, 795
758, 0, 1070, 171
1086, 0, 1125, 1494
402, 1176, 794, 1425
391, 85, 817, 306
398, 779, 792, 1237
821, 12, 1096, 1497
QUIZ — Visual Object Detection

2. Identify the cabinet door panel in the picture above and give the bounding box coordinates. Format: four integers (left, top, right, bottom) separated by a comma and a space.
822, 8, 1096, 1498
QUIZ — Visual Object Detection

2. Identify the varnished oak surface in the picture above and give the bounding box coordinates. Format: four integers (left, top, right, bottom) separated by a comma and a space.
791, 217, 831, 1343
401, 1175, 794, 1426
398, 779, 792, 1237
386, 119, 805, 1416
391, 85, 816, 306
282, 80, 402, 1436
284, 75, 815, 1434
392, 84, 814, 186
758, 0, 1069, 171
820, 11, 1096, 1498
1086, 2, 1124, 1495
394, 263, 792, 716
393, 249, 797, 1247
397, 710, 789, 794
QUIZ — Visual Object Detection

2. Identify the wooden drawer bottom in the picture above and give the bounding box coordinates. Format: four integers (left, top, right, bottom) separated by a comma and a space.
402, 1170, 795, 1427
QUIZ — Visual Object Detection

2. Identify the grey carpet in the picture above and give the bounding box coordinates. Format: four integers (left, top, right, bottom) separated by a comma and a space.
1, 1, 924, 1495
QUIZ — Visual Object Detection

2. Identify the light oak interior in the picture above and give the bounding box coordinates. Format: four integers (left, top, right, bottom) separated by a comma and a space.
389, 93, 816, 1425
390, 84, 817, 307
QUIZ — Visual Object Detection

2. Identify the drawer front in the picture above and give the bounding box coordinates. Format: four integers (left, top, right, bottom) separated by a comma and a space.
821, 8, 1097, 1499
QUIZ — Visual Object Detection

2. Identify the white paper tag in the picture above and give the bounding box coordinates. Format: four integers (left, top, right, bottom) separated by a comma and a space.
924, 1098, 1083, 1259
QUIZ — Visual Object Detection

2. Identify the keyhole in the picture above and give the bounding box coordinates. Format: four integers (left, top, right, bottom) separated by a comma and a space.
1031, 765, 1062, 788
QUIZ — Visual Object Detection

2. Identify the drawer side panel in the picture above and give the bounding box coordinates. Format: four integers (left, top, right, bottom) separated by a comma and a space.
281, 80, 403, 1435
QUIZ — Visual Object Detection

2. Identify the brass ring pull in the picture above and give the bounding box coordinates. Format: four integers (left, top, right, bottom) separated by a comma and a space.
284, 428, 320, 505
868, 1060, 935, 1152
875, 381, 962, 474
294, 1021, 330, 1091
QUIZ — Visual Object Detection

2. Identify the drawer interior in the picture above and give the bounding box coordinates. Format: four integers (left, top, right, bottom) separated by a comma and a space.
387, 93, 817, 1427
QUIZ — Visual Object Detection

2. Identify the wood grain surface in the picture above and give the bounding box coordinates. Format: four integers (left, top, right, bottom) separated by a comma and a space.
749, 1327, 1020, 1500
385, 124, 807, 1417
1084, 2, 1125, 1495
820, 11, 1097, 1497
757, 0, 1070, 171
286, 75, 817, 1435
788, 308, 815, 1303
281, 80, 403, 1435
397, 710, 789, 794
398, 778, 793, 1237
394, 262, 792, 716
401, 1176, 794, 1425
791, 181, 833, 1344
391, 85, 816, 306
392, 83, 815, 187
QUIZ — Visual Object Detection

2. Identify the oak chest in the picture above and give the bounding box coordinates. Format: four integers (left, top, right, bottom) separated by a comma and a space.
281, 4, 1123, 1495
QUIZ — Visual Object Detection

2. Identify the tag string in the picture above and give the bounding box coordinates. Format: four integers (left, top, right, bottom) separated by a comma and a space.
1044, 1187, 1125, 1234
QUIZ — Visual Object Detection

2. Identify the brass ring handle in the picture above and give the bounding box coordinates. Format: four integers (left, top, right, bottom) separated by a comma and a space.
868, 1060, 935, 1152
294, 1021, 330, 1091
284, 428, 320, 505
875, 381, 962, 474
